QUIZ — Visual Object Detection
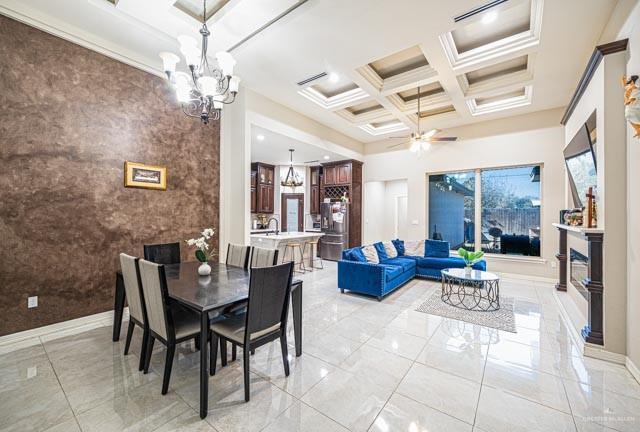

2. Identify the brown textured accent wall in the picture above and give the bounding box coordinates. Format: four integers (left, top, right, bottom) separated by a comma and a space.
0, 16, 220, 336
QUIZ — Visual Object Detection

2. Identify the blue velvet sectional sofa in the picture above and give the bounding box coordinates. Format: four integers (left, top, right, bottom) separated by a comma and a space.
338, 239, 486, 300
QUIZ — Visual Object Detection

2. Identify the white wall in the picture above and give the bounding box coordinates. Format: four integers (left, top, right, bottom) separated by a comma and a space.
364, 179, 408, 243
363, 118, 565, 279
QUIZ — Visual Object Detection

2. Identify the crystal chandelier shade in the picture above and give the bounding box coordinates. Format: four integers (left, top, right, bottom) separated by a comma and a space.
159, 0, 240, 124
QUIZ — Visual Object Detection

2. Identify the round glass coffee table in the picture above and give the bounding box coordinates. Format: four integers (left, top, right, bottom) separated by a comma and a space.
441, 268, 500, 312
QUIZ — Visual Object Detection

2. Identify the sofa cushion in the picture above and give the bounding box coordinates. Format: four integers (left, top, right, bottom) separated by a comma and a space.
373, 242, 388, 261
382, 241, 398, 259
343, 247, 366, 262
380, 264, 404, 282
382, 257, 416, 272
392, 239, 405, 256
361, 245, 380, 264
404, 240, 425, 257
425, 239, 450, 258
414, 256, 469, 270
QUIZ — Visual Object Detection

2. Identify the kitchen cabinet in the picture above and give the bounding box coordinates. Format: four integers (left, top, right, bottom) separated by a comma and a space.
310, 166, 321, 215
251, 162, 275, 213
337, 163, 351, 184
323, 166, 336, 186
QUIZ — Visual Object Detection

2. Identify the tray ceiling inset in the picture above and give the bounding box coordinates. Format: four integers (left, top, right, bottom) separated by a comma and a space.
173, 0, 230, 22
368, 45, 429, 80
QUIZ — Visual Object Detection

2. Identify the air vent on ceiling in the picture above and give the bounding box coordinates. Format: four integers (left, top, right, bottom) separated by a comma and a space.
454, 0, 508, 22
297, 72, 327, 87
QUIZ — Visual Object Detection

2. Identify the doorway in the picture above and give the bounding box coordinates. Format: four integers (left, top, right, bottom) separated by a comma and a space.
396, 195, 408, 239
281, 193, 304, 232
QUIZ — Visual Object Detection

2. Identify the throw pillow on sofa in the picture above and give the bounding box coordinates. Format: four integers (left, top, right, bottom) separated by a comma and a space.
392, 239, 405, 256
382, 241, 398, 259
361, 245, 380, 264
404, 240, 425, 257
425, 239, 450, 258
344, 247, 367, 262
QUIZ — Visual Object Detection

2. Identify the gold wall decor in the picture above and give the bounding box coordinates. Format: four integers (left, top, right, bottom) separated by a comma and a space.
124, 161, 167, 190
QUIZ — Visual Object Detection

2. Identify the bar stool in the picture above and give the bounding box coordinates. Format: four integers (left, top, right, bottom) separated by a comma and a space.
283, 243, 306, 273
303, 239, 323, 271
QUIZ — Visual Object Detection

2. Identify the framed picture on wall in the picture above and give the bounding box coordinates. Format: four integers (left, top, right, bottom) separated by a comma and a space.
124, 161, 167, 190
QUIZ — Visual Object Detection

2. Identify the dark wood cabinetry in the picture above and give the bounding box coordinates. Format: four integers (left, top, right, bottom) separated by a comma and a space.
320, 160, 363, 248
251, 162, 275, 214
310, 166, 321, 215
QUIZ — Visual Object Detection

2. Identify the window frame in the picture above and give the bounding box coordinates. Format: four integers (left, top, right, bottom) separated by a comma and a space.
426, 163, 544, 259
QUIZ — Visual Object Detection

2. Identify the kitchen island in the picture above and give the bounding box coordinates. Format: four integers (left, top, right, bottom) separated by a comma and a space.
250, 232, 324, 268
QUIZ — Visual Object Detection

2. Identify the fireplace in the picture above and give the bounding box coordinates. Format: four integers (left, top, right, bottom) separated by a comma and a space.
570, 248, 589, 301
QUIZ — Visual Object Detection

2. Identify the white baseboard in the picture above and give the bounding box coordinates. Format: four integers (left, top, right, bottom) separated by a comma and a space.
584, 344, 627, 364
496, 271, 556, 284
626, 356, 640, 385
0, 308, 129, 350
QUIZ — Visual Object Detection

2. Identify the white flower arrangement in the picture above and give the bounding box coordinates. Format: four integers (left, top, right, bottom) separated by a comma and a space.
186, 228, 216, 263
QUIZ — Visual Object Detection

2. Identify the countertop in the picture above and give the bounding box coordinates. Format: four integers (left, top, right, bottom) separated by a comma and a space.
250, 232, 324, 241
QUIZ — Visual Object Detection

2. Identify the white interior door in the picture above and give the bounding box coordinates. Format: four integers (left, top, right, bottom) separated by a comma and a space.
396, 195, 408, 239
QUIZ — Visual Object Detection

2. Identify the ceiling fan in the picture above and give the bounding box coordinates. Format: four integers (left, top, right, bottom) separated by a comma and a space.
387, 85, 457, 154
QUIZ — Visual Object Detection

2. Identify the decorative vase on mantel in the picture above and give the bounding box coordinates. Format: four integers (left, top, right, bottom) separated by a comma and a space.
186, 228, 216, 277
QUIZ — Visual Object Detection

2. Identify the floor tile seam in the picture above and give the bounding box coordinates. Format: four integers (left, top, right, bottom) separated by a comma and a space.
471, 340, 490, 427
38, 334, 82, 427
559, 374, 581, 432
479, 380, 574, 416
559, 374, 640, 401
148, 404, 196, 432
493, 336, 584, 359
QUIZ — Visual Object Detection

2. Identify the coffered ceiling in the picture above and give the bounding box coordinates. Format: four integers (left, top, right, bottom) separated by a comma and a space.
0, 0, 619, 144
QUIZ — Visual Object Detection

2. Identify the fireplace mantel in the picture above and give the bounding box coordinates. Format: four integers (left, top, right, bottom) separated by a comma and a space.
553, 223, 604, 346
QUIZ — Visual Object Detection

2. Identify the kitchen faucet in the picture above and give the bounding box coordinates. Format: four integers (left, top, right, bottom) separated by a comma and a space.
267, 217, 279, 235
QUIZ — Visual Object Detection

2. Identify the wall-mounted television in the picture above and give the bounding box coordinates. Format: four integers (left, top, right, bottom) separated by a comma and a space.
564, 111, 597, 208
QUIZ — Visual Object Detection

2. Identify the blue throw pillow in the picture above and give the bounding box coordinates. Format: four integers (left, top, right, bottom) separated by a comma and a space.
373, 242, 388, 261
344, 248, 366, 262
392, 239, 405, 256
425, 239, 450, 258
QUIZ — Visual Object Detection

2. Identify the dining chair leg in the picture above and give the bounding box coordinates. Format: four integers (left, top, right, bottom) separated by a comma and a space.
195, 335, 201, 351
144, 336, 155, 374
232, 344, 237, 361
243, 345, 250, 402
123, 321, 135, 355
138, 326, 149, 371
220, 338, 228, 367
250, 349, 255, 355
161, 344, 175, 395
279, 333, 290, 377
210, 333, 218, 376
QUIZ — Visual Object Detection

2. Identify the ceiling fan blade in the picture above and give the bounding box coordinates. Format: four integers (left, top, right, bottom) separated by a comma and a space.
387, 143, 406, 149
388, 136, 410, 139
430, 137, 458, 142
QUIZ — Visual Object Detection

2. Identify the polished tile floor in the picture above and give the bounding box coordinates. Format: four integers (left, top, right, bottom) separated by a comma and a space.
1, 262, 640, 432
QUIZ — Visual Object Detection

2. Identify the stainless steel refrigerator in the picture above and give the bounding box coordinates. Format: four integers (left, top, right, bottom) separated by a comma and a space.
320, 202, 349, 261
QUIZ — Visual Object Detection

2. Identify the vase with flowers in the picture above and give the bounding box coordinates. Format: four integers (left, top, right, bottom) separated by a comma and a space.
186, 228, 216, 276
457, 248, 484, 276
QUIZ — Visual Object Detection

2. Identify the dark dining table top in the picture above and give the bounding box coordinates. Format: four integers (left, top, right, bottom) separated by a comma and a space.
164, 262, 301, 313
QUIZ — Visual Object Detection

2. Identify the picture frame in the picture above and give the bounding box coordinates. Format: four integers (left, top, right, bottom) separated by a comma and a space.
124, 161, 167, 190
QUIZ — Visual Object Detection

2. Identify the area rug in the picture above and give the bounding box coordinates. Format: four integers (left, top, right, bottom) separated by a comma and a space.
415, 290, 517, 333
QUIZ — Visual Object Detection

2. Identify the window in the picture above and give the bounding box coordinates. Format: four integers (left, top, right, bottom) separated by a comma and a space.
481, 165, 541, 256
428, 171, 475, 251
427, 164, 542, 258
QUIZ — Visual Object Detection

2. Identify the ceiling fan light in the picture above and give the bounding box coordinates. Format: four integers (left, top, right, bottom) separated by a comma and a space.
409, 140, 421, 153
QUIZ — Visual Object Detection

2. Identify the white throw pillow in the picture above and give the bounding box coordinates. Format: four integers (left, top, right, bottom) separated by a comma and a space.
404, 240, 425, 257
361, 245, 379, 264
382, 241, 398, 259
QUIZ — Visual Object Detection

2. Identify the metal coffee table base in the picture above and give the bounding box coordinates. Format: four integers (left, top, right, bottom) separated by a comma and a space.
441, 273, 500, 312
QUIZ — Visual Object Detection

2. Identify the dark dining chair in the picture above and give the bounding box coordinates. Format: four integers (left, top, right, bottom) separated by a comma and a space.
225, 244, 251, 269
143, 242, 181, 265
138, 259, 203, 395
209, 262, 294, 402
119, 253, 148, 371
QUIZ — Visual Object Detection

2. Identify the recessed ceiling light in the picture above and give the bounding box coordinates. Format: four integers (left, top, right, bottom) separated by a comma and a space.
328, 72, 340, 83
256, 134, 265, 141
481, 11, 498, 24
323, 155, 330, 160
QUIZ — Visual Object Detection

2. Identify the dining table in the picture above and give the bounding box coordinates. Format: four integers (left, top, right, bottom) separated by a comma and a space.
112, 261, 303, 419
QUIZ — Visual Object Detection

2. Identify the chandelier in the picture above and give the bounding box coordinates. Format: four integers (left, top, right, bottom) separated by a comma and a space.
158, 0, 240, 124
281, 149, 304, 188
